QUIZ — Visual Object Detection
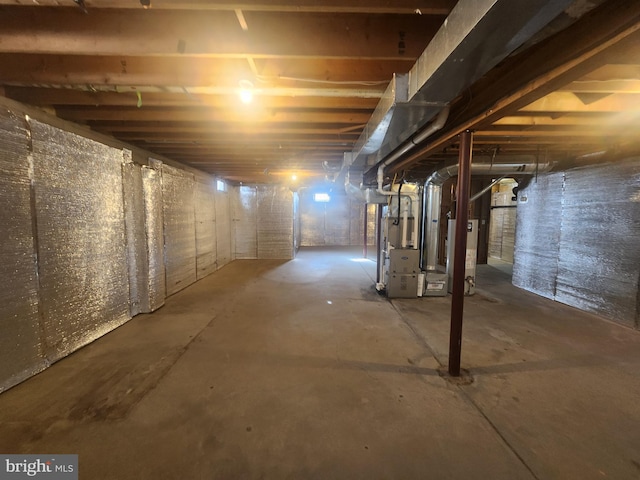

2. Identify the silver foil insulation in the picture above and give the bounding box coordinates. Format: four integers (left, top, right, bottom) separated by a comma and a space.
228, 185, 295, 259
142, 166, 166, 311
232, 186, 258, 259
257, 186, 294, 259
300, 191, 375, 247
0, 110, 262, 392
195, 179, 218, 279
162, 164, 197, 296
215, 187, 233, 267
0, 110, 46, 392
29, 120, 131, 364
514, 160, 640, 328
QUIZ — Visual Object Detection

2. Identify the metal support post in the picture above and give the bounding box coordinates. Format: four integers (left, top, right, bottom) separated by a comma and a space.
448, 130, 473, 376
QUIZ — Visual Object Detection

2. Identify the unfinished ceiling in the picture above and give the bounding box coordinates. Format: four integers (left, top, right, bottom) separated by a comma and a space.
1, 0, 639, 184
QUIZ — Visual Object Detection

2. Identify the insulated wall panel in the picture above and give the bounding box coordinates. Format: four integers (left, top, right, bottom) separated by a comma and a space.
300, 191, 375, 247
195, 180, 217, 279
162, 165, 196, 296
215, 188, 232, 268
502, 210, 516, 264
367, 204, 377, 247
122, 160, 148, 315
300, 195, 326, 246
293, 192, 300, 253
489, 185, 518, 262
232, 186, 258, 259
0, 110, 45, 392
555, 160, 640, 327
325, 197, 351, 245
348, 201, 376, 247
349, 200, 364, 246
512, 173, 563, 299
142, 166, 165, 311
488, 208, 504, 259
257, 186, 294, 259
30, 120, 130, 362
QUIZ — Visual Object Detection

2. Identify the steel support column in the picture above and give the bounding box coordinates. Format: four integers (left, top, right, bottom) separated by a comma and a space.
448, 130, 473, 376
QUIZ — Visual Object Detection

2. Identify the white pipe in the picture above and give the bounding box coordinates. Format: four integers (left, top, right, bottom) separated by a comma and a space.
412, 192, 420, 249
401, 197, 409, 248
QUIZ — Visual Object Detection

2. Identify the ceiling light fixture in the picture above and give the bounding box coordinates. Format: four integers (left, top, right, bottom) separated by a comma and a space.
238, 79, 254, 104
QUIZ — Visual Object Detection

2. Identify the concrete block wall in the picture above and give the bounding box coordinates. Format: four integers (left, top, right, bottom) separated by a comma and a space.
513, 159, 640, 328
0, 106, 235, 392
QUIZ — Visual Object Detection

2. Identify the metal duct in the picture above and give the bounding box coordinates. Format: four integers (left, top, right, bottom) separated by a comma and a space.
353, 0, 573, 191
423, 156, 552, 270
349, 74, 409, 168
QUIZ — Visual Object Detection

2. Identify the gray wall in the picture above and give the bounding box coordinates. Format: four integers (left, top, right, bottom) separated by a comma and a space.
300, 191, 376, 247
232, 186, 258, 259
0, 110, 46, 390
195, 179, 218, 279
231, 185, 295, 260
0, 106, 234, 392
162, 165, 197, 296
513, 159, 640, 328
488, 180, 518, 263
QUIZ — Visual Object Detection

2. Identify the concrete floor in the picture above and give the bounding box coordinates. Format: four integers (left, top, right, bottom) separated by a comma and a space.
1, 247, 640, 479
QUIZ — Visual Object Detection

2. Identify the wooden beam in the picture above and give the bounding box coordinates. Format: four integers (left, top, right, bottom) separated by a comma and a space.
93, 124, 363, 136
124, 135, 354, 144
56, 107, 372, 124
0, 7, 442, 59
521, 92, 640, 113
469, 135, 615, 145
0, 0, 456, 15
0, 55, 409, 89
559, 80, 640, 94
4, 87, 379, 110
492, 114, 636, 126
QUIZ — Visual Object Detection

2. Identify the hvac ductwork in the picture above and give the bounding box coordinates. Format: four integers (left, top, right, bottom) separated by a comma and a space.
344, 0, 573, 197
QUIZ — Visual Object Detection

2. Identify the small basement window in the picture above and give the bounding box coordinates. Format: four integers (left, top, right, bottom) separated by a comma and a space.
314, 192, 331, 203
216, 179, 226, 192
